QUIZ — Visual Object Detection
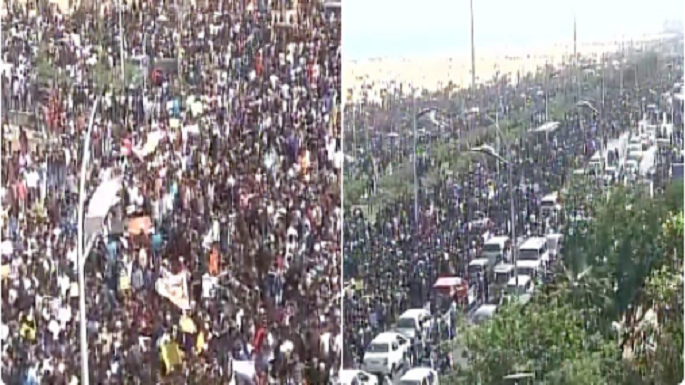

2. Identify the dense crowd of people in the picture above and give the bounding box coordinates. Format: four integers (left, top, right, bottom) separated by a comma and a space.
342, 48, 683, 380
2, 0, 342, 383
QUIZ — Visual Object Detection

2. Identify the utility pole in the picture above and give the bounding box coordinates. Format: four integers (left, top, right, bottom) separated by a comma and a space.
495, 108, 500, 174
544, 58, 549, 121
119, 0, 125, 85
412, 92, 419, 229
573, 13, 579, 102
573, 14, 577, 60
362, 83, 369, 156
351, 100, 357, 156
620, 37, 624, 96
601, 53, 606, 107
176, 0, 183, 92
469, 0, 476, 89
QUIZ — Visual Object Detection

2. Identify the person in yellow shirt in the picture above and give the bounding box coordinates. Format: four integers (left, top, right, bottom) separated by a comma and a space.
20, 313, 37, 341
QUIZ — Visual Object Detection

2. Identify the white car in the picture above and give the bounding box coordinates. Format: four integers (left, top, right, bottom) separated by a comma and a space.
398, 367, 440, 385
468, 210, 491, 229
362, 332, 410, 375
471, 304, 498, 324
395, 308, 431, 342
338, 369, 379, 385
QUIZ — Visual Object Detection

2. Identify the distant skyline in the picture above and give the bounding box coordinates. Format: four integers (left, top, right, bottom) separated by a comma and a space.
343, 0, 683, 60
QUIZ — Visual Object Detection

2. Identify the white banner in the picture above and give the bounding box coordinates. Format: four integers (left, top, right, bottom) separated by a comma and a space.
132, 130, 166, 159
86, 176, 123, 219
155, 270, 191, 310
202, 274, 219, 299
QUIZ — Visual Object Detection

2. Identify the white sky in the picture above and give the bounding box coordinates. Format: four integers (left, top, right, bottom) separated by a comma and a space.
343, 0, 684, 60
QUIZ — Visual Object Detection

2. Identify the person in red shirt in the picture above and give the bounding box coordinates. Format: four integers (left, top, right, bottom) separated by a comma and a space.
253, 324, 268, 385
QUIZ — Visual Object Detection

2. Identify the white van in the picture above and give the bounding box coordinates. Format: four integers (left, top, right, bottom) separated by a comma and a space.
516, 259, 542, 278
546, 233, 563, 259
398, 367, 439, 385
494, 263, 515, 285
503, 275, 534, 305
518, 237, 549, 263
540, 192, 561, 217
469, 258, 490, 282
482, 235, 511, 264
396, 308, 431, 342
492, 263, 515, 299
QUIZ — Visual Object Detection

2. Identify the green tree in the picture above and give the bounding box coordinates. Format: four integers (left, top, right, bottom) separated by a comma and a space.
447, 183, 684, 384
458, 290, 622, 384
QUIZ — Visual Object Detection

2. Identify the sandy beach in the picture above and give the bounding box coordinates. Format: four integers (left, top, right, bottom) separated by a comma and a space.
343, 38, 655, 102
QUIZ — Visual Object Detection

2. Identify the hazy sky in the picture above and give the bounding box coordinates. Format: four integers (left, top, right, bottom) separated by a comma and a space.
343, 0, 684, 60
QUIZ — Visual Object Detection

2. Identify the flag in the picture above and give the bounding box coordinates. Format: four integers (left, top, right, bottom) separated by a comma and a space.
196, 331, 206, 355
161, 341, 183, 373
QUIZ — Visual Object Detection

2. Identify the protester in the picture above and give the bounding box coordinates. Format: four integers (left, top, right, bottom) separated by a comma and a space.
1, 0, 342, 383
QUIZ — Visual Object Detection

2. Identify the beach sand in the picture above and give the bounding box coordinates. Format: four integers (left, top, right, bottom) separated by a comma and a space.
343, 39, 641, 103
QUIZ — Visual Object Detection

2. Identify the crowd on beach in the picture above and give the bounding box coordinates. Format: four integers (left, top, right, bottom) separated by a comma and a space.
1, 0, 342, 383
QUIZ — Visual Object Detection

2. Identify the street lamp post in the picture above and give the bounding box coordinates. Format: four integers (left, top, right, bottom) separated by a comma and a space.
119, 0, 125, 85
412, 106, 443, 228
471, 118, 519, 295
77, 96, 100, 385
413, 95, 419, 228
469, 0, 476, 88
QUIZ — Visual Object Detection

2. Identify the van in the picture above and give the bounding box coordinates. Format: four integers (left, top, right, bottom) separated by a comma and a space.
546, 233, 563, 260
516, 259, 542, 278
492, 263, 515, 299
398, 368, 439, 385
518, 237, 549, 263
482, 236, 511, 264
503, 275, 534, 305
540, 192, 561, 218
469, 258, 490, 283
